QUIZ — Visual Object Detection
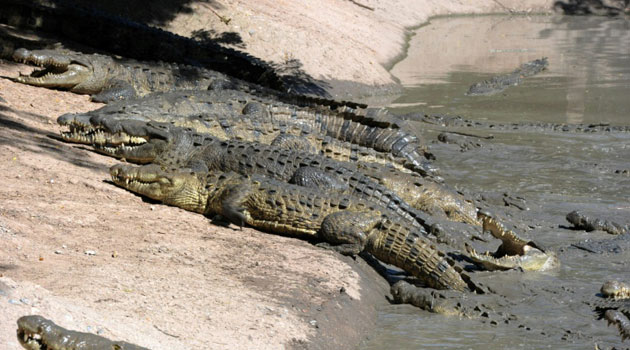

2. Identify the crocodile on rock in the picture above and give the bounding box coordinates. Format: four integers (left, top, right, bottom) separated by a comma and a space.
17, 315, 148, 350
110, 163, 475, 292
57, 89, 437, 177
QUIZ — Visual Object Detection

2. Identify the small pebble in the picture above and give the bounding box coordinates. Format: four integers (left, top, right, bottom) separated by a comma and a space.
54, 250, 62, 254
84, 250, 96, 256
49, 179, 55, 184
150, 206, 155, 211
8, 299, 20, 305
309, 320, 317, 327
19, 298, 30, 305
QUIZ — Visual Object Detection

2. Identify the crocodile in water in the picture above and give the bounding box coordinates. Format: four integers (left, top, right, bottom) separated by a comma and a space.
17, 315, 148, 350
57, 89, 436, 176
566, 210, 629, 235
110, 164, 475, 292
466, 58, 548, 96
465, 211, 558, 271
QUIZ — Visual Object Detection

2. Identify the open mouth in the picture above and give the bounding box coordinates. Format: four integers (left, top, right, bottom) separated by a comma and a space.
17, 328, 45, 350
13, 48, 91, 88
57, 115, 150, 158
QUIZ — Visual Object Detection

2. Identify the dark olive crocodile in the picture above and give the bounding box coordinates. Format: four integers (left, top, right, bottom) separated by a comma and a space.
566, 210, 629, 235
61, 118, 476, 229
17, 315, 148, 350
11, 48, 255, 103
58, 89, 436, 176
110, 163, 474, 292
413, 113, 630, 133
466, 58, 548, 96
594, 280, 630, 342
0, 0, 285, 91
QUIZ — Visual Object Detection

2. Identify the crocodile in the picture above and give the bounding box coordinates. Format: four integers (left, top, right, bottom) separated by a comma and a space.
465, 211, 558, 271
566, 210, 629, 235
11, 48, 254, 102
57, 89, 436, 176
594, 280, 630, 341
466, 58, 549, 96
0, 0, 286, 91
17, 315, 148, 350
110, 163, 475, 292
62, 118, 476, 228
411, 113, 630, 133
10, 47, 370, 112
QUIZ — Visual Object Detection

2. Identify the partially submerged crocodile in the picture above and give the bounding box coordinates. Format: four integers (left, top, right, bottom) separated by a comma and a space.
110, 164, 475, 292
17, 315, 148, 350
594, 280, 630, 341
466, 211, 558, 271
61, 118, 476, 228
566, 210, 629, 235
466, 58, 549, 96
57, 89, 436, 176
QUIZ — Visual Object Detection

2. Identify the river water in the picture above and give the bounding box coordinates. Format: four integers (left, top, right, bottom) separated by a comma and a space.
361, 15, 630, 350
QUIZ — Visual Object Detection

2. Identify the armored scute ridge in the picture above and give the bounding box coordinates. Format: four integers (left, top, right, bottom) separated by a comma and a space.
59, 118, 474, 231
110, 164, 473, 292
17, 315, 148, 350
57, 89, 436, 176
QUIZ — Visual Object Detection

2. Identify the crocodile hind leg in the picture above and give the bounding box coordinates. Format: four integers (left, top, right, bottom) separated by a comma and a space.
289, 166, 350, 192
317, 211, 382, 255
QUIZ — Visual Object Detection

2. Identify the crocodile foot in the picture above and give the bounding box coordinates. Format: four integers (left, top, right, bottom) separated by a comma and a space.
465, 211, 558, 271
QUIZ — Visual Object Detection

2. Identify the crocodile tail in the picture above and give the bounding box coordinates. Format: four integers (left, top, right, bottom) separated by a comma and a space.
369, 220, 469, 292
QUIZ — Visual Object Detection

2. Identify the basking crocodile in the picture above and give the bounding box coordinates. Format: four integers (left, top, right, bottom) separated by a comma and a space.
62, 118, 476, 227
466, 58, 549, 96
594, 280, 630, 342
11, 47, 368, 112
110, 163, 474, 292
466, 211, 558, 271
0, 0, 285, 91
12, 48, 253, 102
17, 315, 148, 350
58, 89, 436, 176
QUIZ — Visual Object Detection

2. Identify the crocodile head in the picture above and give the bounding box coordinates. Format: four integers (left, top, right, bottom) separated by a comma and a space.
17, 315, 147, 350
13, 48, 110, 94
110, 163, 209, 213
465, 211, 558, 271
58, 113, 180, 163
601, 280, 630, 299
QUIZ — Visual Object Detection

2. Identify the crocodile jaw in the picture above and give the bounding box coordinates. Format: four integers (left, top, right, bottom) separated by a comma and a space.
601, 280, 630, 299
14, 48, 93, 90
466, 244, 558, 271
110, 164, 207, 213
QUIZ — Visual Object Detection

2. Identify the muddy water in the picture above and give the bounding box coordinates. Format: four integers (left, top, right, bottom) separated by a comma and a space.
362, 15, 630, 350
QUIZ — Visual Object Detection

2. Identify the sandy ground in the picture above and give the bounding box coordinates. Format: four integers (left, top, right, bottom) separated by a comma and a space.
0, 60, 390, 349
0, 1, 570, 349
165, 0, 554, 90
